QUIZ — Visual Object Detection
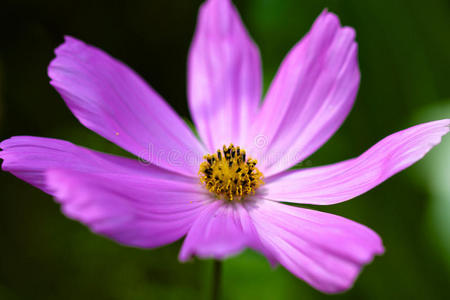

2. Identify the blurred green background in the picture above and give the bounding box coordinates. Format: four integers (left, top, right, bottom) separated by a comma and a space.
0, 0, 449, 299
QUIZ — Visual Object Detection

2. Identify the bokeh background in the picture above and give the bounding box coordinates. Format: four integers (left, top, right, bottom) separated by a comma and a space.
1, 0, 449, 299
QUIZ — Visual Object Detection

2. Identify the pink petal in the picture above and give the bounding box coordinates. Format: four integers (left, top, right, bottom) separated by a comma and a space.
46, 169, 209, 248
179, 201, 275, 263
248, 11, 359, 176
0, 136, 192, 194
263, 119, 450, 205
48, 36, 205, 176
249, 200, 384, 294
188, 0, 262, 152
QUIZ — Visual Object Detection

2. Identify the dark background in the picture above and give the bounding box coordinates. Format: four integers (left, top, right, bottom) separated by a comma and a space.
1, 0, 449, 299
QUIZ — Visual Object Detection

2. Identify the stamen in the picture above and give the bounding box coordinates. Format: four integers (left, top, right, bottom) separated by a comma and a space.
198, 144, 264, 201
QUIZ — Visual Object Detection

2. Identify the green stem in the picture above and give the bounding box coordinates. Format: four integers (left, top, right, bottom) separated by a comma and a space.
211, 260, 222, 300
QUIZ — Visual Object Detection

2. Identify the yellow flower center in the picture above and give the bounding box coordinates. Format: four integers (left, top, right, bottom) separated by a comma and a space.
199, 144, 264, 201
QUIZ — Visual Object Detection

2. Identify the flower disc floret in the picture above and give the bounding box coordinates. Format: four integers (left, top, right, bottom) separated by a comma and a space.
199, 144, 264, 201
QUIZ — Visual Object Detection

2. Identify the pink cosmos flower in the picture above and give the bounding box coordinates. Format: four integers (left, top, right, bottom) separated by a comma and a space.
1, 0, 449, 294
